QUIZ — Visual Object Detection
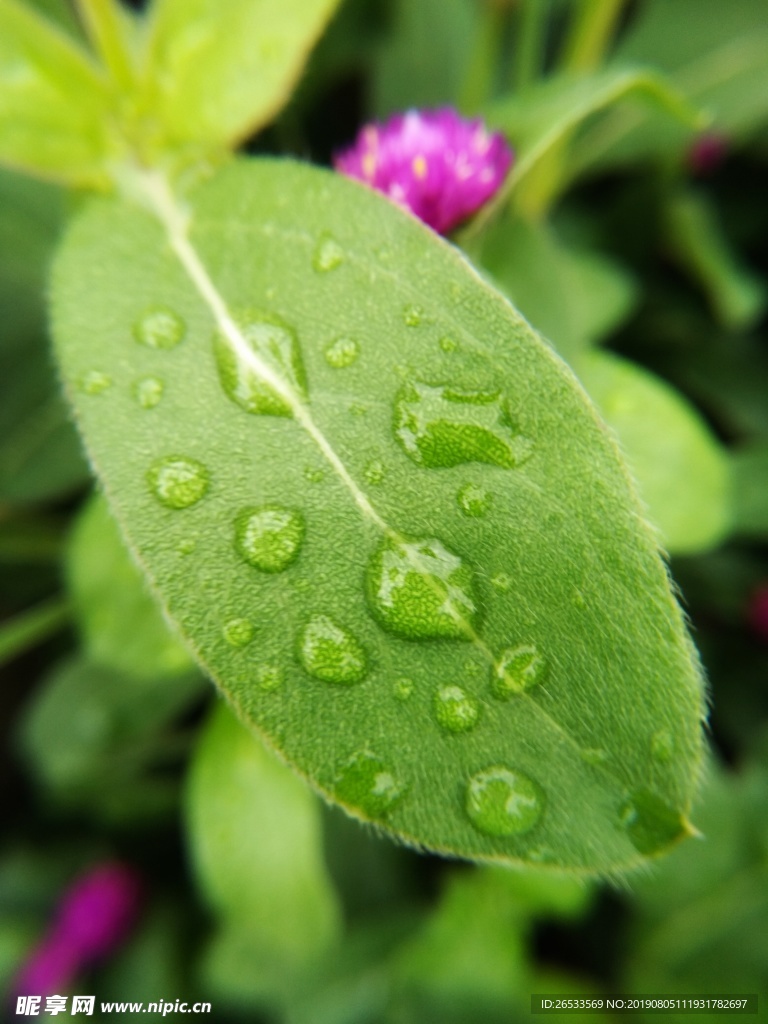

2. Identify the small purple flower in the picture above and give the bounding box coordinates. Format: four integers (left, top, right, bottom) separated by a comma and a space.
687, 132, 728, 176
334, 108, 513, 234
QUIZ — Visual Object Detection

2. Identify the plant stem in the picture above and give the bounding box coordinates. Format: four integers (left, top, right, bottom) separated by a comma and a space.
515, 0, 549, 91
459, 2, 508, 112
76, 0, 135, 90
560, 0, 625, 74
0, 599, 70, 669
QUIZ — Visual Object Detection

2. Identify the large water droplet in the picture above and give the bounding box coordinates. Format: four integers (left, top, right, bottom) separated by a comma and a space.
651, 730, 674, 763
298, 615, 367, 684
490, 645, 546, 699
80, 370, 112, 395
394, 381, 533, 469
257, 664, 284, 692
213, 310, 307, 417
313, 234, 345, 272
133, 376, 164, 409
465, 766, 544, 837
457, 483, 492, 517
620, 789, 688, 855
147, 456, 209, 509
235, 506, 304, 573
366, 536, 479, 640
133, 306, 185, 349
223, 618, 255, 648
334, 751, 407, 818
434, 685, 480, 734
324, 337, 359, 368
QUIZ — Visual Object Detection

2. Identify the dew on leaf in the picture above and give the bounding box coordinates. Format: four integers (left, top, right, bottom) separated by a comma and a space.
490, 572, 512, 592
257, 664, 284, 692
324, 336, 359, 368
457, 482, 492, 517
581, 748, 610, 766
434, 685, 480, 734
490, 645, 547, 699
133, 376, 164, 409
439, 336, 458, 353
366, 535, 479, 640
234, 506, 304, 573
393, 677, 414, 701
465, 766, 544, 837
298, 614, 368, 684
403, 305, 424, 327
147, 456, 209, 510
213, 310, 307, 417
223, 618, 255, 648
620, 789, 688, 855
133, 306, 185, 349
334, 750, 407, 818
394, 380, 533, 469
364, 459, 385, 485
651, 730, 674, 763
80, 370, 112, 395
304, 466, 326, 483
313, 234, 345, 272
177, 538, 196, 556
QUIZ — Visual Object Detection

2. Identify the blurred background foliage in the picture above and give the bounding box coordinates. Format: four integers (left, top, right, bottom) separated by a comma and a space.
1, 0, 767, 1020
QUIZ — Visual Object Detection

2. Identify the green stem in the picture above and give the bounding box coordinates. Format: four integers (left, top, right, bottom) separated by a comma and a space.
0, 598, 71, 668
560, 0, 625, 74
76, 0, 135, 90
459, 3, 508, 112
515, 0, 549, 91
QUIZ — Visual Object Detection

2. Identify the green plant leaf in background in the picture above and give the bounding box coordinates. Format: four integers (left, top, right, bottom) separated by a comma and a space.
731, 442, 768, 539
52, 157, 706, 872
186, 703, 341, 1007
581, 351, 731, 556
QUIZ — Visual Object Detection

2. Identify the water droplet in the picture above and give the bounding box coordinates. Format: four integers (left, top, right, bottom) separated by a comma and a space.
335, 751, 406, 818
457, 483, 492, 517
490, 572, 512, 592
304, 466, 326, 484
366, 535, 479, 640
223, 618, 255, 648
490, 645, 546, 699
394, 381, 533, 469
133, 376, 164, 408
133, 306, 185, 349
581, 748, 610, 766
393, 677, 414, 701
80, 370, 112, 395
257, 665, 284, 692
313, 234, 345, 272
349, 402, 368, 417
403, 305, 424, 327
466, 766, 544, 837
298, 614, 367, 685
213, 310, 307, 417
434, 685, 480, 734
620, 789, 687, 855
572, 589, 587, 609
651, 730, 674, 763
147, 456, 209, 509
324, 336, 359, 368
177, 538, 196, 556
235, 506, 304, 573
364, 459, 385, 485
439, 336, 458, 353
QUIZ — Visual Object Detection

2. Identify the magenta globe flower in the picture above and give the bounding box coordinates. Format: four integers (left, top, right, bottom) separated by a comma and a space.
334, 108, 513, 234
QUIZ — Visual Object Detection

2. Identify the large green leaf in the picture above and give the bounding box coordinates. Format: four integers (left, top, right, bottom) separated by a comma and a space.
51, 158, 705, 872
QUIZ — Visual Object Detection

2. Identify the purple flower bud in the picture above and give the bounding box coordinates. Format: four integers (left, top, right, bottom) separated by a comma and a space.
54, 862, 142, 962
334, 108, 513, 234
687, 132, 728, 176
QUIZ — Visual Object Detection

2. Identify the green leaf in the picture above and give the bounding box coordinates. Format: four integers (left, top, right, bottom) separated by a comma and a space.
67, 493, 196, 678
186, 703, 341, 995
140, 0, 342, 151
581, 352, 731, 555
52, 158, 705, 872
0, 598, 69, 669
731, 442, 768, 538
0, 0, 113, 185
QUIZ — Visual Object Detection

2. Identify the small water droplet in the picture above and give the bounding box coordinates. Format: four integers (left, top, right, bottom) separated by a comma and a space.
335, 750, 407, 818
439, 336, 458, 353
235, 506, 304, 573
257, 664, 284, 692
223, 618, 255, 648
434, 685, 480, 734
466, 766, 544, 837
490, 645, 546, 699
393, 677, 414, 701
366, 535, 479, 640
349, 402, 368, 417
620, 789, 687, 855
324, 336, 359, 368
80, 370, 112, 395
490, 573, 512, 592
581, 748, 610, 766
394, 381, 533, 469
177, 538, 196, 556
364, 459, 385, 485
403, 305, 424, 327
572, 589, 587, 609
298, 614, 367, 684
651, 730, 674, 763
313, 234, 345, 272
133, 376, 164, 408
133, 306, 185, 349
304, 465, 326, 484
213, 310, 307, 417
147, 456, 209, 509
457, 483, 492, 517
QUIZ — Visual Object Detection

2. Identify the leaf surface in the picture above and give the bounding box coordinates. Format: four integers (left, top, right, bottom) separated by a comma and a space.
52, 158, 705, 872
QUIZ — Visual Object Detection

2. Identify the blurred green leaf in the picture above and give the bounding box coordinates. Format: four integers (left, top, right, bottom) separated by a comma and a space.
0, 598, 69, 669
67, 493, 195, 679
582, 351, 731, 554
731, 442, 768, 538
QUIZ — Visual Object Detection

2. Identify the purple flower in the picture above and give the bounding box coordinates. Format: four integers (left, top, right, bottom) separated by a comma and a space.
334, 108, 513, 234
687, 132, 728, 176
